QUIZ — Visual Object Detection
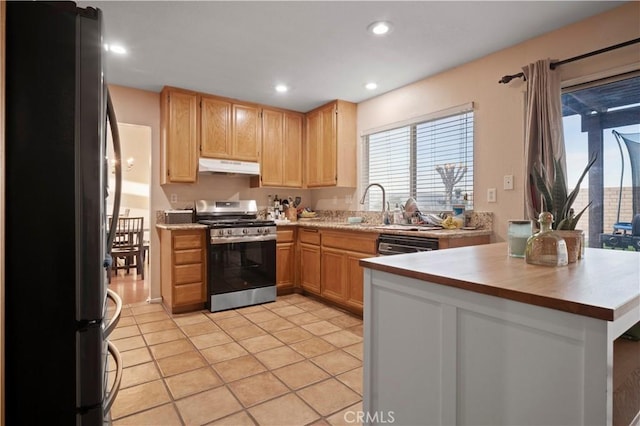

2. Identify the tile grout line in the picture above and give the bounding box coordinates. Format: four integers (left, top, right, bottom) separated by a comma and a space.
110, 294, 364, 425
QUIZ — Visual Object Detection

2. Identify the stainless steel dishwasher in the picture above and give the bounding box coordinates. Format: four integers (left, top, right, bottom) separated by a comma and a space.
377, 234, 439, 255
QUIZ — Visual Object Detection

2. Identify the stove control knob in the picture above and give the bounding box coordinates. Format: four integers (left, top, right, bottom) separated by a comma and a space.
242, 229, 248, 234
226, 229, 233, 236
257, 228, 263, 234
263, 228, 270, 234
217, 229, 225, 237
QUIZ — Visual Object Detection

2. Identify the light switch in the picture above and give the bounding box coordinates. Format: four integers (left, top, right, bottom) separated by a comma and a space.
487, 188, 497, 203
504, 175, 514, 190
170, 193, 178, 203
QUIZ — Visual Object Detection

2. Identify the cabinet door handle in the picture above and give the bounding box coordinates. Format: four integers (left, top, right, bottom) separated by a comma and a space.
303, 228, 319, 233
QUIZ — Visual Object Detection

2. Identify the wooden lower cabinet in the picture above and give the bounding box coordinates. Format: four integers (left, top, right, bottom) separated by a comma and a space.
320, 247, 347, 303
159, 228, 207, 313
291, 226, 489, 316
298, 227, 322, 295
299, 243, 321, 295
345, 252, 368, 310
320, 230, 378, 315
276, 228, 296, 294
319, 248, 369, 312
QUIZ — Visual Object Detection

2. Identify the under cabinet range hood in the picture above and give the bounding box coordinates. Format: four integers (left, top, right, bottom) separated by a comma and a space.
198, 158, 260, 175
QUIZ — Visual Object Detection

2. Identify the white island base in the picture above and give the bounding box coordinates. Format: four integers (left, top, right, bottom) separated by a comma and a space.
362, 245, 640, 426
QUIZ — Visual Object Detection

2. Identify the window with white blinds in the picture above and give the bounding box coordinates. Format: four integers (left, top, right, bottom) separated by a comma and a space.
361, 107, 474, 212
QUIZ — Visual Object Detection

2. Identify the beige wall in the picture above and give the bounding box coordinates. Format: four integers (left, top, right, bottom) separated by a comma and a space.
342, 2, 640, 243
107, 123, 152, 227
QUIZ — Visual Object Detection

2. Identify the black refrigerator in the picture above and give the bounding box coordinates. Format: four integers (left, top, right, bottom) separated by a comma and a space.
5, 2, 123, 424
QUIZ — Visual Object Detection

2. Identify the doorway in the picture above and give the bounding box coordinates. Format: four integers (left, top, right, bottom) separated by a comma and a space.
107, 123, 152, 304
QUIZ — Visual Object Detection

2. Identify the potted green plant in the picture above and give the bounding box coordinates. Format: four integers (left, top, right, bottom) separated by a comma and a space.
530, 153, 597, 261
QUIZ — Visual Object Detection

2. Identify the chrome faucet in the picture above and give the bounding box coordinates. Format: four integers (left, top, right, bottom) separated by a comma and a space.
360, 183, 389, 225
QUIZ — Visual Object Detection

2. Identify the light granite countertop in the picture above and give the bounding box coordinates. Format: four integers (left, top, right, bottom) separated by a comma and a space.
155, 209, 493, 239
278, 220, 492, 239
155, 213, 492, 240
155, 220, 491, 239
155, 223, 208, 230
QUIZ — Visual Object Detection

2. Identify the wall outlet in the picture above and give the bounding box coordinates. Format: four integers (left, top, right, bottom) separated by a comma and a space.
487, 188, 497, 203
170, 193, 178, 203
504, 175, 514, 190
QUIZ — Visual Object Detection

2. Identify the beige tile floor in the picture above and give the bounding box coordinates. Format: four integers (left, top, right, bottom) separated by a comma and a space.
108, 294, 363, 425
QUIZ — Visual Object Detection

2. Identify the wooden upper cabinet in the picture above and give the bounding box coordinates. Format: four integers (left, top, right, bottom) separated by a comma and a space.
160, 85, 306, 185
320, 104, 337, 186
305, 100, 357, 188
160, 87, 198, 184
260, 109, 284, 186
253, 108, 303, 188
305, 110, 321, 187
283, 113, 303, 187
200, 95, 232, 159
232, 103, 260, 161
200, 96, 259, 161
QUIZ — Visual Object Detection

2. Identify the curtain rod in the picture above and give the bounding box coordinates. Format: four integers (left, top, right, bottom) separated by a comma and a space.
498, 37, 640, 84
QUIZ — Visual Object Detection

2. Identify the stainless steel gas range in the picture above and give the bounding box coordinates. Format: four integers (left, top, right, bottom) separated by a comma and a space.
195, 200, 277, 312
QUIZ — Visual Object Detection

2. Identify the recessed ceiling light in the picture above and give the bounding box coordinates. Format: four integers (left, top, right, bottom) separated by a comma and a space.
365, 82, 378, 90
368, 21, 392, 36
275, 84, 288, 93
104, 43, 127, 54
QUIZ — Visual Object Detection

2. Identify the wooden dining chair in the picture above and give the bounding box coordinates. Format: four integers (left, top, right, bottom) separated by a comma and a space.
109, 216, 145, 281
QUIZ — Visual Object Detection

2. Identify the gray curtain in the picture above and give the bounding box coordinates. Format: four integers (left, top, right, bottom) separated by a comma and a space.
523, 59, 567, 221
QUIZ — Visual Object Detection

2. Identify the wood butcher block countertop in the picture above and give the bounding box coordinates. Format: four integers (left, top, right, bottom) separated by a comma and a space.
360, 242, 640, 321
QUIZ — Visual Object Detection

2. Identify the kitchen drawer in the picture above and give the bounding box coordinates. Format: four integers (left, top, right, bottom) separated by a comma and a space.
174, 282, 204, 305
173, 233, 203, 250
174, 263, 203, 284
299, 228, 321, 245
174, 248, 203, 265
277, 228, 295, 243
322, 231, 378, 254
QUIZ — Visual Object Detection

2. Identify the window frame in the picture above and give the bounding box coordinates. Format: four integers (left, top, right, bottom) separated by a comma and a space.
360, 103, 475, 212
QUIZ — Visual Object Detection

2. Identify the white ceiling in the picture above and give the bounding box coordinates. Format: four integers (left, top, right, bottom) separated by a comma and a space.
82, 1, 626, 112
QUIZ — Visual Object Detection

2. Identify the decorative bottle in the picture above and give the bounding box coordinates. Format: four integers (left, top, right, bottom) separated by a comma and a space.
525, 212, 568, 267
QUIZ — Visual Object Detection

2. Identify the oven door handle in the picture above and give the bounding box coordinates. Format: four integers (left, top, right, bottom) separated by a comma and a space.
210, 235, 277, 244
